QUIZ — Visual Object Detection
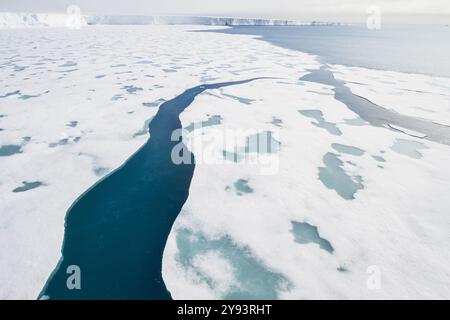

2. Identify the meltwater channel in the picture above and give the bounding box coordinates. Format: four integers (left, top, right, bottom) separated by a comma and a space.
39, 78, 263, 300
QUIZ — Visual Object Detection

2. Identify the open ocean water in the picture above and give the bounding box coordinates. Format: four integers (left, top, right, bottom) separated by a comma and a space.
212, 24, 450, 78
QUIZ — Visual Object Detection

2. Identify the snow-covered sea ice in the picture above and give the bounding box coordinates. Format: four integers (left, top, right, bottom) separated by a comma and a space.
0, 23, 449, 300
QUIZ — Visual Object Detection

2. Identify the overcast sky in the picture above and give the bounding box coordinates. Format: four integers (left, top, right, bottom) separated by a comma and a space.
1, 0, 449, 23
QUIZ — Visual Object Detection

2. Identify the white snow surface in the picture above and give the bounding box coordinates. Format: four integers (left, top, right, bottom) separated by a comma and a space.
0, 25, 449, 300
330, 64, 450, 126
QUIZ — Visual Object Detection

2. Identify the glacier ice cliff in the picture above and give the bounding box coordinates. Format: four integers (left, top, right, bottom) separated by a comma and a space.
0, 12, 88, 28
85, 15, 315, 26
0, 12, 337, 28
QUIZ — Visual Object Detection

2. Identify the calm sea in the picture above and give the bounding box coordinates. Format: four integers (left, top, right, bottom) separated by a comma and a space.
212, 24, 450, 78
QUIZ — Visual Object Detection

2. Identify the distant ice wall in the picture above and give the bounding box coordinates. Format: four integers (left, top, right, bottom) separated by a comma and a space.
0, 12, 337, 28
85, 15, 314, 26
0, 12, 88, 28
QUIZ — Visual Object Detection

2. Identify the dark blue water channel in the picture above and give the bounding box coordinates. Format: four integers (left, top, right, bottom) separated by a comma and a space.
39, 78, 262, 300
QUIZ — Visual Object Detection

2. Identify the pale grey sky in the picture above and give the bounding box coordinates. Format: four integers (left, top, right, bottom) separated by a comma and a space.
0, 0, 449, 23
